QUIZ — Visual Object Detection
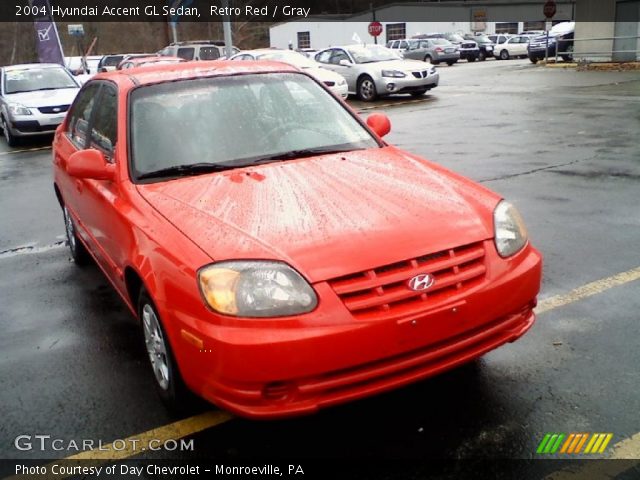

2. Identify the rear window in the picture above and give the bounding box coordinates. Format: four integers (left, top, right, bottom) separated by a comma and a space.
103, 56, 124, 67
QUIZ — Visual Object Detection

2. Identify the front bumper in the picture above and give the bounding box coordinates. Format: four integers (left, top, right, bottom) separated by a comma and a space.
171, 241, 542, 418
376, 72, 439, 95
8, 112, 67, 137
459, 49, 480, 60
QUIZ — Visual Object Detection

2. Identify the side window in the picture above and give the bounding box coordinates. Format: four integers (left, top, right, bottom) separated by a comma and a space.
89, 85, 117, 160
390, 41, 399, 49
330, 49, 350, 65
315, 50, 332, 64
399, 41, 408, 49
66, 83, 100, 148
177, 47, 195, 61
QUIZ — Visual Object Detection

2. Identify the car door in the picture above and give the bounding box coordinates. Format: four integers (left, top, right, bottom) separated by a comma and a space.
74, 82, 129, 287
327, 49, 358, 91
53, 82, 100, 246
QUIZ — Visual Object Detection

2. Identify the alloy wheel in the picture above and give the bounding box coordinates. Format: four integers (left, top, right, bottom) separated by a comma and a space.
142, 304, 170, 391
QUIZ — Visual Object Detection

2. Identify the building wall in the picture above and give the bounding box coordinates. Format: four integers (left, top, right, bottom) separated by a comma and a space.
574, 0, 616, 60
270, 2, 575, 50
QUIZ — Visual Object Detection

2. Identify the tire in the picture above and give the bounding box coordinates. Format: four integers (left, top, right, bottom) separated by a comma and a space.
1, 115, 18, 147
424, 54, 432, 63
500, 50, 510, 60
411, 89, 428, 97
467, 56, 476, 62
529, 56, 539, 64
139, 288, 187, 411
446, 61, 455, 66
479, 51, 486, 61
63, 206, 91, 266
561, 44, 574, 62
357, 75, 377, 102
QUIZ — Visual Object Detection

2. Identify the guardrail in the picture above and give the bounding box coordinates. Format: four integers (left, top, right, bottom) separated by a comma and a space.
555, 35, 640, 63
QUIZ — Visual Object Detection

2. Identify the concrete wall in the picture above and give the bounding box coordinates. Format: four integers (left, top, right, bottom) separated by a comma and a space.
574, 0, 616, 61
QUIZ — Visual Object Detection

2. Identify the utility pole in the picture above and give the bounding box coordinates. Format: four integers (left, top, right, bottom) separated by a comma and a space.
222, 0, 233, 57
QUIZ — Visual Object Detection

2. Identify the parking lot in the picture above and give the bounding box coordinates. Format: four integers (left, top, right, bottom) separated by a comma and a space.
2, 58, 640, 478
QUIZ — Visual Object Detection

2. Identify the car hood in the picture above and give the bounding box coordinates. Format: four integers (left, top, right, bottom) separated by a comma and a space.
136, 147, 499, 283
4, 88, 79, 108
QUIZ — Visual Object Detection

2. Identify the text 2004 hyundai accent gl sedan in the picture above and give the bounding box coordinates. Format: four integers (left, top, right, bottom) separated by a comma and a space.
52, 61, 542, 418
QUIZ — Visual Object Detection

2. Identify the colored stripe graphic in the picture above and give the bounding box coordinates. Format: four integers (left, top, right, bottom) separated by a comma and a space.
539, 433, 613, 454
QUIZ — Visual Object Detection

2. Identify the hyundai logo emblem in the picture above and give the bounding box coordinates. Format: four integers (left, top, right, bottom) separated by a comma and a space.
408, 273, 435, 291
53, 108, 60, 112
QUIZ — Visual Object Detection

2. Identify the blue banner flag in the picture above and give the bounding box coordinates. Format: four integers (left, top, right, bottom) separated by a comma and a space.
31, 0, 64, 65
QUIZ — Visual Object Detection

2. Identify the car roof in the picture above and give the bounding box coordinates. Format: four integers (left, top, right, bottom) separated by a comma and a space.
92, 60, 300, 88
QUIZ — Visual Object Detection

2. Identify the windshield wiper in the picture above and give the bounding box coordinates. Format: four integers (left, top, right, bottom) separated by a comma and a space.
249, 147, 361, 165
137, 162, 233, 180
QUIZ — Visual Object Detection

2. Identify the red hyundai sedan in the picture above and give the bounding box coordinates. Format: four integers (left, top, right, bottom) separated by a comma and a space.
52, 61, 542, 418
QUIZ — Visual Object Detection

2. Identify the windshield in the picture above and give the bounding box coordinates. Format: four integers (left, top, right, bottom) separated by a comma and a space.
474, 35, 491, 43
4, 67, 77, 94
447, 34, 465, 43
256, 51, 316, 68
130, 73, 379, 181
346, 45, 400, 63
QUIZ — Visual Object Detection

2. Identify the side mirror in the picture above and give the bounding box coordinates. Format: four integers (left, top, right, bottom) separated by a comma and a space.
366, 113, 391, 138
66, 149, 115, 181
338, 59, 352, 67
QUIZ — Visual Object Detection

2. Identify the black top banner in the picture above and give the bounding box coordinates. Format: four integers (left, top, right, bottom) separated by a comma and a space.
0, 0, 621, 23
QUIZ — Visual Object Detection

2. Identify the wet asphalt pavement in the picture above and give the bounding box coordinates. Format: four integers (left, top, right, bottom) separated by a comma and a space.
1, 59, 640, 478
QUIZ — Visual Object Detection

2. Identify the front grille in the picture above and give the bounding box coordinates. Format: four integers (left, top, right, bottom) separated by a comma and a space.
461, 43, 476, 49
328, 241, 487, 320
411, 70, 428, 79
37, 105, 69, 114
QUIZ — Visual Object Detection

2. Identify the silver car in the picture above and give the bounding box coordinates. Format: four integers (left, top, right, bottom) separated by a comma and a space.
1, 64, 80, 146
315, 44, 439, 102
399, 39, 460, 65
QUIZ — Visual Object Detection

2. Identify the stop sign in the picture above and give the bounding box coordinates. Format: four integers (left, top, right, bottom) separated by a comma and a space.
368, 21, 383, 37
543, 0, 556, 18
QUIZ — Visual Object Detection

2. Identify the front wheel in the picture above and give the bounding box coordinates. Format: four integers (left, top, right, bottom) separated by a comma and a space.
446, 61, 455, 66
1, 115, 18, 147
139, 289, 187, 411
63, 206, 91, 265
357, 75, 378, 102
479, 51, 486, 61
500, 50, 510, 60
529, 56, 539, 64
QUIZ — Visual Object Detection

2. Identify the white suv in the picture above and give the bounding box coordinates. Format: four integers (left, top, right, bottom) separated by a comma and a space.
159, 41, 239, 61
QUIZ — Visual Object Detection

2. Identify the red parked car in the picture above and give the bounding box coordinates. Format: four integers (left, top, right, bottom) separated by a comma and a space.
52, 61, 542, 418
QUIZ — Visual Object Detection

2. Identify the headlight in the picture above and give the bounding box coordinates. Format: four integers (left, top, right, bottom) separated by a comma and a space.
337, 78, 347, 86
429, 66, 437, 74
198, 261, 317, 317
8, 104, 32, 116
381, 70, 406, 78
493, 201, 528, 257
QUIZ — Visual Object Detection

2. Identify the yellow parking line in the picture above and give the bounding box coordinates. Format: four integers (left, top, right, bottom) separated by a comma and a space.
535, 266, 640, 314
0, 146, 51, 156
16, 266, 640, 472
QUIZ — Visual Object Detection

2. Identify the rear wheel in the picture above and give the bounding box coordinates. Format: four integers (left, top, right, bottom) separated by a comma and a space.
63, 206, 91, 266
139, 288, 187, 411
500, 50, 510, 60
424, 54, 432, 63
1, 115, 18, 147
357, 75, 378, 102
446, 61, 455, 66
467, 56, 476, 62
